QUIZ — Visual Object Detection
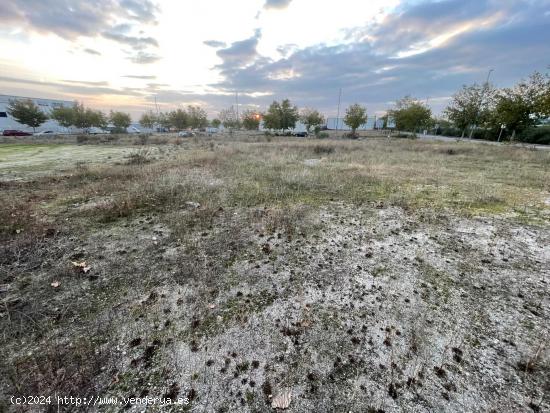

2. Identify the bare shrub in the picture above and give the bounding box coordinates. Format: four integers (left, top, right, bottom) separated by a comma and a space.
149, 135, 168, 145
125, 148, 153, 165
76, 134, 90, 144
253, 206, 312, 237
5, 336, 110, 404
137, 133, 151, 145
312, 145, 335, 155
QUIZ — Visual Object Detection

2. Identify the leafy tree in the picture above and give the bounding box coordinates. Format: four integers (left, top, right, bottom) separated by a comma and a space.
343, 103, 367, 137
89, 110, 107, 129
300, 108, 325, 134
69, 103, 107, 131
168, 109, 188, 130
139, 110, 157, 129
157, 112, 173, 130
109, 111, 131, 132
73, 103, 91, 130
517, 71, 550, 120
279, 99, 299, 131
444, 83, 495, 138
492, 89, 533, 141
263, 99, 299, 131
219, 106, 240, 129
187, 105, 208, 129
51, 104, 76, 130
7, 99, 48, 132
431, 117, 455, 135
537, 75, 550, 118
241, 110, 261, 130
262, 101, 281, 130
488, 71, 550, 141
211, 118, 221, 128
539, 90, 550, 119
389, 96, 432, 134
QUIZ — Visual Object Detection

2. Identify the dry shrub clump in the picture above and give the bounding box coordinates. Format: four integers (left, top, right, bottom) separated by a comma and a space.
312, 145, 335, 155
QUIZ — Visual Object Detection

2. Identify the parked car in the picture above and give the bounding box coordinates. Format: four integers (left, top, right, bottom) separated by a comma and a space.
2, 130, 32, 136
178, 131, 195, 137
34, 130, 56, 135
127, 126, 141, 134
88, 127, 108, 134
293, 131, 308, 137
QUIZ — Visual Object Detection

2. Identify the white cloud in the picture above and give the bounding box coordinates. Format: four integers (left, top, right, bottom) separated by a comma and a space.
0, 0, 548, 119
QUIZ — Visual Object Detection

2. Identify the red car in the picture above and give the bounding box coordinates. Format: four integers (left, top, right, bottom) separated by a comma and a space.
2, 130, 33, 136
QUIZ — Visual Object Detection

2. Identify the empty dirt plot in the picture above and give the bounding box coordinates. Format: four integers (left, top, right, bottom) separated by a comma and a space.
0, 144, 140, 180
0, 135, 549, 412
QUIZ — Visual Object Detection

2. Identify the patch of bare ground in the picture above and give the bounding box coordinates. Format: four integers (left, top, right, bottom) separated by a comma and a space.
0, 134, 548, 412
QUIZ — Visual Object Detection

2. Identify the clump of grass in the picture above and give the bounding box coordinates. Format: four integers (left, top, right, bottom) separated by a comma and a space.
125, 148, 153, 165
438, 147, 475, 156
76, 134, 92, 144
312, 145, 335, 155
262, 206, 312, 236
149, 135, 168, 145
170, 206, 223, 237
5, 336, 110, 399
137, 134, 150, 145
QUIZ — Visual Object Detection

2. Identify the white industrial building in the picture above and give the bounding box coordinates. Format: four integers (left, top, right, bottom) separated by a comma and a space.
257, 117, 383, 132
0, 94, 74, 133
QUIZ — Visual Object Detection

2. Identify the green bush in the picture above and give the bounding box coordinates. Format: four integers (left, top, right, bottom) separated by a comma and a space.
110, 127, 127, 134
519, 126, 550, 145
312, 145, 335, 154
125, 148, 153, 164
438, 127, 463, 138
470, 128, 498, 141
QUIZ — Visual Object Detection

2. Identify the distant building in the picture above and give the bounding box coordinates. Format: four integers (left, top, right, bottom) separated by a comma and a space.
258, 116, 386, 132
0, 94, 74, 133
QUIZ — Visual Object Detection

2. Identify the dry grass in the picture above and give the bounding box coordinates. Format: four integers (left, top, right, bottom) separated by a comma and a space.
0, 134, 549, 412
56, 137, 548, 223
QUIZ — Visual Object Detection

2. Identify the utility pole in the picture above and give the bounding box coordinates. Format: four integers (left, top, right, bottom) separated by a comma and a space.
235, 91, 239, 127
469, 69, 494, 139
154, 96, 160, 132
336, 88, 342, 130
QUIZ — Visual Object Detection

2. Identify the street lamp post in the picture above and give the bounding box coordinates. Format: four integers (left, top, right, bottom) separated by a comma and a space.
498, 124, 506, 142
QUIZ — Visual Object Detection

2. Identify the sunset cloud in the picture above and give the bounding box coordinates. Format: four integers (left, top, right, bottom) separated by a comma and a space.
0, 0, 548, 118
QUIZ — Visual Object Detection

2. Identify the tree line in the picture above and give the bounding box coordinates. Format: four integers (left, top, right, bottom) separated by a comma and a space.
210, 98, 429, 139
215, 100, 328, 135
443, 71, 550, 143
6, 99, 132, 133
5, 69, 549, 143
139, 106, 208, 131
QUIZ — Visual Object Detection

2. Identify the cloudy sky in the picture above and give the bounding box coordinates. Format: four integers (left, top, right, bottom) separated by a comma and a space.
0, 0, 549, 118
